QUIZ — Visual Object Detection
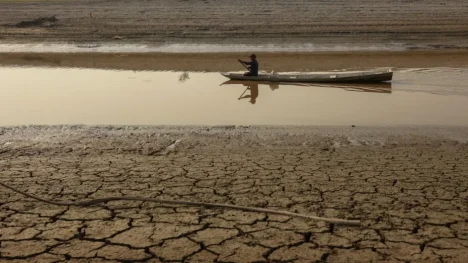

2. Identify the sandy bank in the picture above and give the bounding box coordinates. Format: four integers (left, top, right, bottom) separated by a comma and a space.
1, 0, 468, 48
2, 50, 468, 72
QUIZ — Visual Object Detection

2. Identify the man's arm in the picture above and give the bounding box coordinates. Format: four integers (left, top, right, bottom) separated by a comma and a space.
238, 59, 252, 65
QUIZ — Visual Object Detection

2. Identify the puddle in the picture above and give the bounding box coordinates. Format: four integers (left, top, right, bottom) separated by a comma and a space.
0, 67, 467, 126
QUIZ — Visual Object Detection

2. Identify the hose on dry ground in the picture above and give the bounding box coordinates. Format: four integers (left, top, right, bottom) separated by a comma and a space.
0, 181, 360, 226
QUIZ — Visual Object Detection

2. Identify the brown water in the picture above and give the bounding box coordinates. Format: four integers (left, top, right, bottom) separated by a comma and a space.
1, 67, 467, 126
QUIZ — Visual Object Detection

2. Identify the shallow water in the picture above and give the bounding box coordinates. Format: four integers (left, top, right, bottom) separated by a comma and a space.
1, 67, 467, 126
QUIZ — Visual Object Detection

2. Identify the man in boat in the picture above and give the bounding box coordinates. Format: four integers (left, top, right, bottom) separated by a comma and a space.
238, 54, 259, 77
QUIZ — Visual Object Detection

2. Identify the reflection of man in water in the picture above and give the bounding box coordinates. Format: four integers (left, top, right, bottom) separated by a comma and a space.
238, 54, 259, 76
238, 84, 259, 104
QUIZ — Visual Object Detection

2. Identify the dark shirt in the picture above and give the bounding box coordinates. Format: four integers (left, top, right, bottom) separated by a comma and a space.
245, 59, 259, 76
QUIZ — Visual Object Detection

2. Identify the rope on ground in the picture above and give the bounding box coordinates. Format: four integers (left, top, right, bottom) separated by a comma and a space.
0, 181, 360, 226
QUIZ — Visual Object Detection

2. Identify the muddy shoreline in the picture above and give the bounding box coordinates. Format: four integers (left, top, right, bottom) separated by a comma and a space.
2, 50, 468, 72
1, 0, 468, 49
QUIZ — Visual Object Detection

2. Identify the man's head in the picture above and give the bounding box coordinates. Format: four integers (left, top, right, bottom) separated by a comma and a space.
250, 54, 256, 60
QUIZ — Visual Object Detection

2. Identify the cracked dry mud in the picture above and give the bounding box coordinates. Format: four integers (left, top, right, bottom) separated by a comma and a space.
0, 126, 467, 262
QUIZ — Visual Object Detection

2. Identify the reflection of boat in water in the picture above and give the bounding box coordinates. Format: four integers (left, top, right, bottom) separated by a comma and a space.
221, 80, 392, 94
221, 69, 393, 83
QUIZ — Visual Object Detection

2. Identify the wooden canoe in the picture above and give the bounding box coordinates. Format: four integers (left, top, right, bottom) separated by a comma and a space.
221, 69, 393, 83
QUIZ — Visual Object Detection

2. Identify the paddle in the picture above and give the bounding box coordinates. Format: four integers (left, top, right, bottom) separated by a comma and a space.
238, 87, 249, 100
236, 60, 252, 100
238, 59, 250, 71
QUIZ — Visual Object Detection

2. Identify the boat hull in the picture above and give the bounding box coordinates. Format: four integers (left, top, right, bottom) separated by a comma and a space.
221, 70, 393, 83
